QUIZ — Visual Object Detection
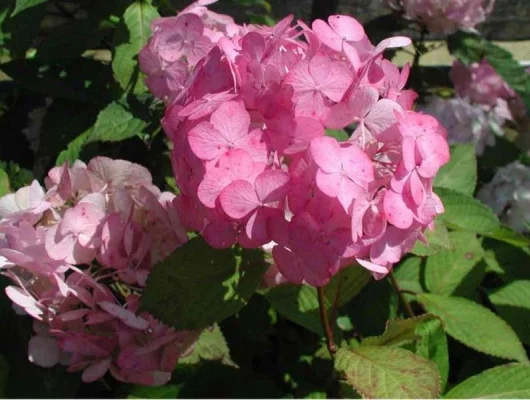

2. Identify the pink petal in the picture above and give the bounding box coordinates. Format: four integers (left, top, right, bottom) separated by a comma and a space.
312, 19, 342, 51
188, 122, 227, 161
245, 209, 270, 244
28, 335, 60, 367
98, 301, 149, 330
202, 220, 238, 249
254, 170, 290, 204
210, 101, 250, 144
340, 145, 374, 187
219, 180, 260, 219
310, 136, 341, 173
383, 190, 414, 229
315, 170, 342, 198
365, 99, 402, 135
356, 258, 389, 274
272, 246, 304, 284
197, 169, 232, 208
328, 15, 364, 42
82, 357, 111, 383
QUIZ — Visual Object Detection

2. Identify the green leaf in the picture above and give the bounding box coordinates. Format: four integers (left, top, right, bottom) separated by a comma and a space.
482, 226, 530, 248
393, 256, 424, 295
362, 314, 436, 347
127, 385, 182, 399
415, 318, 449, 391
11, 0, 47, 16
141, 237, 267, 330
0, 168, 10, 196
264, 266, 370, 335
446, 364, 530, 399
410, 218, 452, 256
112, 0, 160, 93
488, 281, 530, 345
418, 293, 529, 363
265, 284, 323, 335
334, 346, 441, 399
0, 162, 32, 190
437, 188, 500, 234
180, 325, 233, 365
87, 101, 147, 144
325, 128, 348, 141
434, 144, 477, 196
324, 265, 371, 308
55, 129, 93, 165
424, 231, 484, 297
345, 279, 399, 337
482, 239, 530, 281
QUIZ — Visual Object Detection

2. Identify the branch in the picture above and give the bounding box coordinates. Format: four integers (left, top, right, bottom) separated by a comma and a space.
388, 271, 415, 318
317, 286, 337, 357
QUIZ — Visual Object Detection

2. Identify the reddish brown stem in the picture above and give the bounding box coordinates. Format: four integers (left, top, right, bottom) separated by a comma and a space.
317, 286, 337, 358
389, 271, 415, 318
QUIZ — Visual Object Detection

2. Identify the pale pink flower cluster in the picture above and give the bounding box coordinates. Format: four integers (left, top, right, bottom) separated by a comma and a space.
140, 1, 451, 286
0, 157, 199, 386
477, 161, 530, 233
428, 59, 528, 154
421, 96, 503, 155
451, 59, 526, 120
387, 0, 495, 34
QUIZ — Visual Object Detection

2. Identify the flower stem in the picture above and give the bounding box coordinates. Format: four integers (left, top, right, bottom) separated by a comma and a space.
317, 286, 337, 357
389, 271, 415, 318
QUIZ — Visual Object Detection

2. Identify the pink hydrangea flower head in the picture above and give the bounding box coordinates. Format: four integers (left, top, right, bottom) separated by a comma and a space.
388, 0, 496, 35
138, 3, 450, 286
0, 156, 198, 385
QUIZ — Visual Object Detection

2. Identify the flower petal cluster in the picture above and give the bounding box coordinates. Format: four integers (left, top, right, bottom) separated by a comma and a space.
477, 161, 530, 233
451, 59, 526, 120
142, 1, 450, 287
387, 0, 495, 34
0, 157, 198, 386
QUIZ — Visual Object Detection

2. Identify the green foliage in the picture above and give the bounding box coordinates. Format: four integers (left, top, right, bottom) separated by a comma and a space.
418, 293, 529, 363
180, 325, 233, 365
264, 267, 370, 335
362, 314, 437, 347
488, 281, 530, 345
434, 144, 477, 196
445, 364, 530, 399
11, 0, 47, 16
141, 237, 268, 330
410, 218, 452, 256
415, 318, 449, 391
334, 346, 441, 399
0, 167, 9, 196
112, 0, 160, 94
424, 231, 484, 297
436, 188, 500, 234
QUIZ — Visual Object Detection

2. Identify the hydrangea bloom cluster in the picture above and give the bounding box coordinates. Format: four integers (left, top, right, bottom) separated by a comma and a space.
424, 59, 527, 154
140, 1, 451, 286
0, 157, 198, 386
386, 0, 495, 34
451, 59, 526, 121
477, 161, 530, 233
